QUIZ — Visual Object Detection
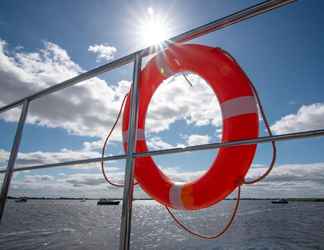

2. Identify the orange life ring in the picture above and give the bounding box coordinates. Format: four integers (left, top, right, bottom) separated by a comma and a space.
122, 44, 259, 210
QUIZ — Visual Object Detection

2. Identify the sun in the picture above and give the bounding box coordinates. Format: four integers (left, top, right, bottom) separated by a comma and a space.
137, 7, 171, 47
139, 18, 168, 45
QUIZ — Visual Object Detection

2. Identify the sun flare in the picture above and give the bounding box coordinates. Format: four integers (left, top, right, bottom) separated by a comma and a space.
138, 7, 171, 46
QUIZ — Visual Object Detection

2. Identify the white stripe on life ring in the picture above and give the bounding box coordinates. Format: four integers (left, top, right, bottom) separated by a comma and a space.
169, 183, 185, 209
220, 96, 258, 120
122, 129, 145, 142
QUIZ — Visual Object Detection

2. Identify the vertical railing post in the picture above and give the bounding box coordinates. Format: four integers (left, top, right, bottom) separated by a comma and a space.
119, 53, 142, 250
0, 99, 29, 223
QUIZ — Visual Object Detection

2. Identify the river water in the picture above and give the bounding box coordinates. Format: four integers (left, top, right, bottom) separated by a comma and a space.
0, 200, 323, 249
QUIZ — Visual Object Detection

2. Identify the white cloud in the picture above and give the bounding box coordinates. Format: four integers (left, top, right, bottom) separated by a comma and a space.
161, 167, 205, 183
5, 161, 324, 198
63, 173, 110, 187
147, 7, 154, 15
8, 166, 203, 198
146, 73, 222, 134
0, 133, 209, 170
244, 162, 324, 198
154, 162, 324, 198
88, 44, 117, 62
246, 162, 324, 185
9, 172, 114, 198
82, 140, 103, 152
146, 133, 211, 151
9, 171, 146, 198
0, 39, 221, 141
146, 136, 175, 150
162, 162, 324, 198
24, 174, 54, 183
186, 134, 210, 146
0, 139, 103, 169
0, 39, 130, 138
271, 103, 324, 134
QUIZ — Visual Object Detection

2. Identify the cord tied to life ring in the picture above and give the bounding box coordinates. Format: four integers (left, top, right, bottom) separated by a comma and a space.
100, 43, 276, 240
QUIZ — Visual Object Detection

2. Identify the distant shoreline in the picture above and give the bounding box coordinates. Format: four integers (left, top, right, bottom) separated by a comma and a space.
7, 196, 324, 202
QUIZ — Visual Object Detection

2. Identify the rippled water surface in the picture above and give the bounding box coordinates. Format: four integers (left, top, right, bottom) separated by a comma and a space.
0, 200, 323, 250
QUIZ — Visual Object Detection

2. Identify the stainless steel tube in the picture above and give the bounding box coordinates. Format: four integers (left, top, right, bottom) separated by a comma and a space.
0, 100, 29, 223
0, 154, 127, 174
119, 54, 142, 250
1, 128, 324, 175
169, 0, 296, 43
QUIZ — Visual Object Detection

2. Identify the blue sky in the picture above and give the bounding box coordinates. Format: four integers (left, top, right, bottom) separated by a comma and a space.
0, 0, 324, 198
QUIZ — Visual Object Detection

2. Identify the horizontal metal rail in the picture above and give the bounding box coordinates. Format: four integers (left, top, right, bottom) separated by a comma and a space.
1, 128, 323, 174
0, 0, 295, 114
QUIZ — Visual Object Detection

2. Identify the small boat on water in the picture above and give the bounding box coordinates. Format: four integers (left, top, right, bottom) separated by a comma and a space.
97, 199, 120, 206
271, 198, 288, 204
15, 197, 27, 203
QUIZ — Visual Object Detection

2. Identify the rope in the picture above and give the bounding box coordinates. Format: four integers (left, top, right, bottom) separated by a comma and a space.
100, 93, 138, 187
242, 80, 277, 184
166, 185, 241, 240
100, 72, 192, 187
165, 67, 276, 239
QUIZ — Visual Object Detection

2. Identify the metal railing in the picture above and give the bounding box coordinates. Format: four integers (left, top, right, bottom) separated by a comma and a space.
2, 1, 321, 249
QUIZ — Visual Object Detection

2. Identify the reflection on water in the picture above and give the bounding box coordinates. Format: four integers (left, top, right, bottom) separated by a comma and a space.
0, 200, 323, 250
